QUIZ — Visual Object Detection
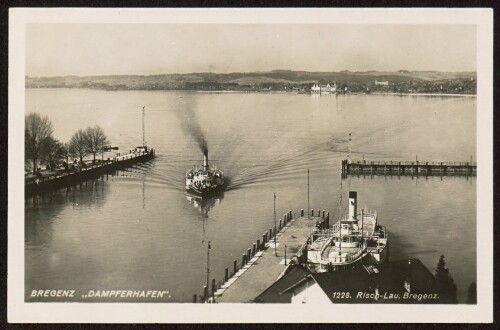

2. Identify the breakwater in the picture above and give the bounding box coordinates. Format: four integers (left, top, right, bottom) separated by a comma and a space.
341, 159, 476, 177
25, 149, 156, 196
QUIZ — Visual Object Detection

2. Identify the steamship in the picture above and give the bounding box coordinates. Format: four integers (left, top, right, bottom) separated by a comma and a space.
185, 151, 225, 196
306, 191, 388, 272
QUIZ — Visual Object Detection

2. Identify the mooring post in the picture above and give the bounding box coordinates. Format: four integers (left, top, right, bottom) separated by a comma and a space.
322, 210, 325, 219
311, 209, 314, 217
283, 214, 287, 225
233, 260, 237, 273
252, 243, 257, 256
269, 228, 273, 239
247, 248, 251, 261
289, 210, 293, 219
263, 233, 267, 244
203, 285, 208, 302
301, 209, 304, 217
279, 219, 282, 230
257, 239, 261, 251
225, 268, 229, 282
242, 254, 246, 265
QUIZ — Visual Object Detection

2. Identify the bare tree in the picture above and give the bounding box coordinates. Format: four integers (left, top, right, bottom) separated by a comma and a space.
69, 129, 89, 164
25, 113, 54, 174
84, 125, 109, 164
41, 136, 66, 170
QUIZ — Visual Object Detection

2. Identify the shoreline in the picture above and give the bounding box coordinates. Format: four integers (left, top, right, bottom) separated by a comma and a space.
25, 87, 477, 97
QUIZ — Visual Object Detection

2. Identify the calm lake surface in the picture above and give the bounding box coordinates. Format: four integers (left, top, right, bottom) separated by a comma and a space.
25, 89, 476, 302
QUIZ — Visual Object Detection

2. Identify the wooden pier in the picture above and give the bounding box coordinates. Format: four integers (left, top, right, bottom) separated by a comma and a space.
196, 209, 330, 303
341, 159, 476, 177
25, 149, 156, 196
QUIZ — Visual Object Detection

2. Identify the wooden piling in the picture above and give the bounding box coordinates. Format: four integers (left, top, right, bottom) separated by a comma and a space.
301, 209, 304, 217
247, 248, 251, 261
311, 209, 314, 216
252, 243, 257, 256
279, 219, 282, 230
257, 239, 261, 251
242, 254, 246, 265
225, 268, 229, 282
233, 260, 237, 273
289, 210, 293, 219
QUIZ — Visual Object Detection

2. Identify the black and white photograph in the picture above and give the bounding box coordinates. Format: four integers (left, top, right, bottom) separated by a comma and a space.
8, 8, 493, 323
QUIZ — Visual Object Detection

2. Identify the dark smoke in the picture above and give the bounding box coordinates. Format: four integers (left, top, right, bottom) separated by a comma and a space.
174, 98, 208, 154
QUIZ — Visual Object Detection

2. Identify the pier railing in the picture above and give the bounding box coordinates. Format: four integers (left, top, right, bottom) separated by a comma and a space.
199, 209, 326, 303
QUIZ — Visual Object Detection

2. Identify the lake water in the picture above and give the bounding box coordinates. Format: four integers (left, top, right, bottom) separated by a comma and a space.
25, 89, 476, 302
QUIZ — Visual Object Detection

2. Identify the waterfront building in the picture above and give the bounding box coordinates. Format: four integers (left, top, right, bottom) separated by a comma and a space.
255, 258, 438, 304
311, 83, 320, 93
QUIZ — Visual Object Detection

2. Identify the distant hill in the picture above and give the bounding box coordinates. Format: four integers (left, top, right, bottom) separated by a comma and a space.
25, 70, 476, 92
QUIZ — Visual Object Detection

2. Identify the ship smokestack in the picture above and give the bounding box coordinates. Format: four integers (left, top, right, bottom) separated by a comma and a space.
203, 151, 208, 171
348, 191, 357, 220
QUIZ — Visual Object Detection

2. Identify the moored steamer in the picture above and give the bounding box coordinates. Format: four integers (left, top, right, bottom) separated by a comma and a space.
306, 191, 388, 272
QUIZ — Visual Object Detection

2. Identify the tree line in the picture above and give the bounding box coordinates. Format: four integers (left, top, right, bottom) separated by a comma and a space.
25, 113, 109, 174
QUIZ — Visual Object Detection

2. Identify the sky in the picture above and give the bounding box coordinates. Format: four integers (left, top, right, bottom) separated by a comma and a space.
25, 24, 476, 77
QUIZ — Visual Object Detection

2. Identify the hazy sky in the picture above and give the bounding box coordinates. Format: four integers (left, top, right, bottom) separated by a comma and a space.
26, 24, 476, 76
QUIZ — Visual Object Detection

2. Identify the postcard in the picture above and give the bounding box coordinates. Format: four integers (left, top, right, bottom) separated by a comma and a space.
8, 7, 493, 323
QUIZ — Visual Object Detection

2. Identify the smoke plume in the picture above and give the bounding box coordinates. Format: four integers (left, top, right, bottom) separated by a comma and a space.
175, 98, 208, 154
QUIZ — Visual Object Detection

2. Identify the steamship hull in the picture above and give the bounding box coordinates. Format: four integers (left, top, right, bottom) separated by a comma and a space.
185, 183, 225, 196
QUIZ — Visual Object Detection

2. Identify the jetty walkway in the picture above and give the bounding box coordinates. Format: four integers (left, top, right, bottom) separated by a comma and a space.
342, 159, 476, 177
213, 211, 326, 303
25, 149, 155, 196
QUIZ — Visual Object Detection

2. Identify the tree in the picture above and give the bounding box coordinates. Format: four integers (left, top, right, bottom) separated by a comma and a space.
434, 255, 458, 304
466, 281, 477, 304
69, 129, 89, 163
40, 136, 66, 170
25, 113, 54, 174
84, 125, 109, 164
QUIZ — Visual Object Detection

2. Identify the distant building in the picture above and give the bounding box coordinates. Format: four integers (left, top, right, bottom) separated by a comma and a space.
375, 80, 389, 86
311, 83, 320, 93
255, 258, 438, 304
312, 82, 337, 93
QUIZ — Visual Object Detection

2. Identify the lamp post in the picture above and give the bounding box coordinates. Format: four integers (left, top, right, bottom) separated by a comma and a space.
206, 241, 211, 296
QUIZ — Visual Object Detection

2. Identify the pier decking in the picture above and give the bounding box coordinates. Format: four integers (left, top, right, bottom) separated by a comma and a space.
25, 149, 156, 196
341, 159, 476, 177
214, 213, 324, 303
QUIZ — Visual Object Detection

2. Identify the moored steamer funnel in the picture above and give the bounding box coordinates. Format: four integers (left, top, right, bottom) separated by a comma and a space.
349, 191, 357, 220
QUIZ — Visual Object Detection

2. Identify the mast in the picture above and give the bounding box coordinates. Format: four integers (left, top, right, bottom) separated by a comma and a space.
142, 106, 146, 147
347, 132, 352, 163
307, 169, 310, 219
274, 192, 277, 256
206, 241, 211, 293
